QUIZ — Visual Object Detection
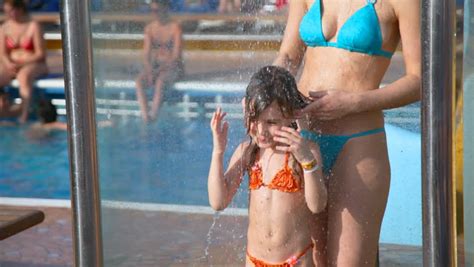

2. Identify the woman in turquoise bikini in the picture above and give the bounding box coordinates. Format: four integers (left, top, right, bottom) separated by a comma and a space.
273, 0, 421, 265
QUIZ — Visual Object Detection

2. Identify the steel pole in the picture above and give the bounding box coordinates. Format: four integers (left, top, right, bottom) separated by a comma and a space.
60, 0, 103, 266
421, 0, 456, 266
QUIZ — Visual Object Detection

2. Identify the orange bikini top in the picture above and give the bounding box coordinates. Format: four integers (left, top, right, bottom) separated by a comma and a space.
248, 152, 301, 193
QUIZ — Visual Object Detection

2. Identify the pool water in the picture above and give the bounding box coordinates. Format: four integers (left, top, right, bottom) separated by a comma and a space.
0, 111, 421, 245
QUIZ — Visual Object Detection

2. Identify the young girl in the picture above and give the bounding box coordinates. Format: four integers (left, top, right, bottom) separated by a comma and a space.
208, 66, 327, 267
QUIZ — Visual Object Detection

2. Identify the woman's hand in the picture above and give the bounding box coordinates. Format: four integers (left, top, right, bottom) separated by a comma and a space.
299, 90, 361, 120
210, 107, 229, 154
274, 126, 314, 164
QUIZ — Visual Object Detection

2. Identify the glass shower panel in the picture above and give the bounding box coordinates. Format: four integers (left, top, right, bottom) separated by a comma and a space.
90, 1, 265, 265
89, 0, 422, 265
463, 0, 474, 265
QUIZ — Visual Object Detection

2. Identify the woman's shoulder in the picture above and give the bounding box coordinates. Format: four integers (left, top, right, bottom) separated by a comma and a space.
386, 0, 419, 14
27, 20, 42, 32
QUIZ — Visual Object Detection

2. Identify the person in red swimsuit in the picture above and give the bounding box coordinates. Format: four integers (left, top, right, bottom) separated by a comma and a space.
208, 66, 327, 266
0, 0, 48, 123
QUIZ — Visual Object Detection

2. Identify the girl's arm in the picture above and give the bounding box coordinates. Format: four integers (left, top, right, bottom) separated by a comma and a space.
274, 125, 327, 213
208, 142, 249, 211
301, 141, 327, 213
208, 108, 249, 211
21, 21, 46, 64
272, 0, 307, 76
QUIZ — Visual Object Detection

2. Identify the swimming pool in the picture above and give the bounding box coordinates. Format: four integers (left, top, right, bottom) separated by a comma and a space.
0, 103, 421, 245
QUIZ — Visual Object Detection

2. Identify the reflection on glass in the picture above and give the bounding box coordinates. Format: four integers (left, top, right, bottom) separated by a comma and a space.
135, 0, 184, 123
464, 0, 474, 265
89, 0, 422, 265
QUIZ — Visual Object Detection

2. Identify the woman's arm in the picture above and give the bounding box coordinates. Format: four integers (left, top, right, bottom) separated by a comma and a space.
351, 0, 421, 113
273, 0, 307, 76
208, 108, 248, 211
302, 0, 421, 119
21, 21, 46, 64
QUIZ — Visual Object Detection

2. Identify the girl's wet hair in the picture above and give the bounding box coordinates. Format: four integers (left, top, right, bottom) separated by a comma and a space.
244, 65, 307, 133
244, 65, 308, 168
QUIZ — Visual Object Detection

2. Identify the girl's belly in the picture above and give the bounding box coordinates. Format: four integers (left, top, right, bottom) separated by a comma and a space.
246, 191, 314, 259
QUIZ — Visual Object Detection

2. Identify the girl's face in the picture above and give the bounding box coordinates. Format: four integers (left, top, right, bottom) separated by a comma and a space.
3, 3, 23, 21
250, 101, 294, 149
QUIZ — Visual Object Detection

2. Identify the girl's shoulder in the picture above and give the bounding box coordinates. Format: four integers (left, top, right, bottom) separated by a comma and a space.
234, 141, 252, 156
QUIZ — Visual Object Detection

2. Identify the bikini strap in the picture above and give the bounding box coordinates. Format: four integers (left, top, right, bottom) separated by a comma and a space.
347, 127, 385, 138
367, 0, 377, 4
284, 152, 290, 166
286, 243, 315, 265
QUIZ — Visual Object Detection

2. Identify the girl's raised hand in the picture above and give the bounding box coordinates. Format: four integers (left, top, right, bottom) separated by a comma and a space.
210, 107, 229, 154
274, 126, 314, 164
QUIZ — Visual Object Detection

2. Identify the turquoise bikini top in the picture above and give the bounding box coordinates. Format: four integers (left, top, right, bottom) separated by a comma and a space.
299, 0, 393, 58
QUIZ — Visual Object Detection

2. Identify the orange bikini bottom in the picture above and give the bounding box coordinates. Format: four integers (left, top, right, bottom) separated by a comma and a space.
247, 243, 314, 267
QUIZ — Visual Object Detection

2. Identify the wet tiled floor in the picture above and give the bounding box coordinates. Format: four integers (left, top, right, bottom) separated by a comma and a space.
0, 204, 423, 267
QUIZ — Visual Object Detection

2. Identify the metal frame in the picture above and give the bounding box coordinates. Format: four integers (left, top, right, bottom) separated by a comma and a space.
58, 0, 461, 265
60, 0, 104, 266
421, 0, 456, 266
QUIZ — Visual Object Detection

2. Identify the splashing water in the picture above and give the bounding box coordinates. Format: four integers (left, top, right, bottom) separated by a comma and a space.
202, 211, 221, 265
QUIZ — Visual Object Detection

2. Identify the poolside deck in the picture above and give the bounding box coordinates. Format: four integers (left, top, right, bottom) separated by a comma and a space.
0, 203, 423, 267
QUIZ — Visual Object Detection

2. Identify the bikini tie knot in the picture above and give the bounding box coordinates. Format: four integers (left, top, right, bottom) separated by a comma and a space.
285, 255, 298, 266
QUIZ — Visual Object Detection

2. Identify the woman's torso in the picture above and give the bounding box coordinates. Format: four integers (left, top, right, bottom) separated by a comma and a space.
3, 20, 39, 63
147, 20, 180, 63
298, 0, 400, 134
246, 150, 315, 264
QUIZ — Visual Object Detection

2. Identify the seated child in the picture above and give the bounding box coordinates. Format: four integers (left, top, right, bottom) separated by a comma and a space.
208, 66, 327, 266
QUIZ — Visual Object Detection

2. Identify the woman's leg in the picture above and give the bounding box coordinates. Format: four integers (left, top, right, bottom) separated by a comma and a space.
16, 62, 48, 123
135, 72, 150, 123
326, 133, 390, 267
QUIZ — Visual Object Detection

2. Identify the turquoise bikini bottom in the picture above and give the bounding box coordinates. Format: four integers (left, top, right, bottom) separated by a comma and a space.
300, 128, 385, 175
